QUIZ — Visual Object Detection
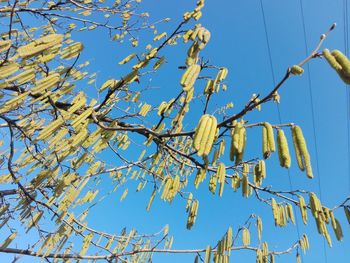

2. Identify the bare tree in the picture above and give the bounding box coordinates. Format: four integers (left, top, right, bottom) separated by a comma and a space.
0, 0, 349, 262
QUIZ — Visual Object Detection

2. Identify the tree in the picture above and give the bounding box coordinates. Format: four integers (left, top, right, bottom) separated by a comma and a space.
0, 0, 349, 262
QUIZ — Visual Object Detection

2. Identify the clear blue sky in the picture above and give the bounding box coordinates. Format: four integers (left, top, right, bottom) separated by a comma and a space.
2, 0, 350, 262
80, 0, 350, 262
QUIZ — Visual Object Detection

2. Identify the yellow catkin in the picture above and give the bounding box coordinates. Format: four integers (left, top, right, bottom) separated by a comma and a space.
80, 233, 93, 255
60, 42, 84, 60
209, 174, 217, 194
197, 27, 211, 44
332, 50, 350, 77
202, 116, 217, 156
180, 64, 201, 91
344, 206, 350, 224
257, 217, 263, 241
230, 122, 246, 164
193, 115, 217, 157
231, 173, 240, 191
277, 129, 291, 168
242, 227, 250, 246
332, 218, 343, 241
297, 195, 307, 225
194, 168, 206, 188
286, 203, 295, 225
323, 49, 350, 84
262, 126, 269, 158
242, 174, 249, 198
193, 115, 210, 150
197, 116, 213, 156
186, 200, 199, 229
0, 232, 17, 249
309, 192, 322, 219
292, 126, 313, 178
262, 123, 275, 159
17, 34, 63, 58
0, 40, 11, 53
323, 49, 342, 71
119, 53, 136, 64
216, 162, 226, 197
290, 65, 304, 75
0, 63, 19, 79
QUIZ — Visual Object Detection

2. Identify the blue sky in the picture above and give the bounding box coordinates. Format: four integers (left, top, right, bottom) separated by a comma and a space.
1, 0, 350, 262
79, 0, 350, 262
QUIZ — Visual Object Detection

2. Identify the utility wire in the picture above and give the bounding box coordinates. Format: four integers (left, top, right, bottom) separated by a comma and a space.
259, 0, 304, 260
298, 0, 328, 261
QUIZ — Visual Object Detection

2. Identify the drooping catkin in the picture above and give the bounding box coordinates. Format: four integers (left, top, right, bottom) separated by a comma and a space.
230, 121, 246, 164
254, 160, 266, 186
193, 115, 217, 157
277, 129, 291, 168
180, 64, 201, 91
332, 50, 350, 77
204, 245, 211, 263
262, 123, 275, 159
193, 115, 209, 150
332, 218, 343, 241
257, 217, 263, 241
241, 173, 250, 198
231, 173, 240, 191
262, 126, 269, 159
202, 117, 217, 156
209, 173, 217, 194
298, 195, 308, 225
323, 49, 350, 84
265, 122, 275, 152
216, 162, 226, 197
242, 227, 250, 246
291, 125, 313, 178
323, 49, 342, 71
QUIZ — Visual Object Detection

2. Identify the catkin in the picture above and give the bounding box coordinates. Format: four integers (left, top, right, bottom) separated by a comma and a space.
277, 129, 291, 168
298, 195, 308, 225
180, 64, 201, 91
323, 49, 350, 84
0, 40, 11, 53
332, 50, 350, 77
193, 115, 217, 157
242, 174, 249, 198
231, 173, 240, 191
209, 174, 217, 194
290, 65, 304, 75
242, 228, 250, 246
17, 34, 63, 58
291, 125, 313, 178
344, 206, 350, 224
0, 232, 17, 249
230, 122, 246, 164
332, 218, 343, 241
254, 160, 266, 186
262, 123, 275, 159
216, 162, 226, 197
0, 63, 19, 79
257, 217, 263, 241
309, 192, 322, 219
193, 115, 209, 150
204, 245, 211, 263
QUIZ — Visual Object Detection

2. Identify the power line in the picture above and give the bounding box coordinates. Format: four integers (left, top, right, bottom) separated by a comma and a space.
298, 0, 328, 261
258, 0, 304, 260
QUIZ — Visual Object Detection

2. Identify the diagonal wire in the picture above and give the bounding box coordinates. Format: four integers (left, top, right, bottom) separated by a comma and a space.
298, 0, 328, 261
259, 0, 304, 260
